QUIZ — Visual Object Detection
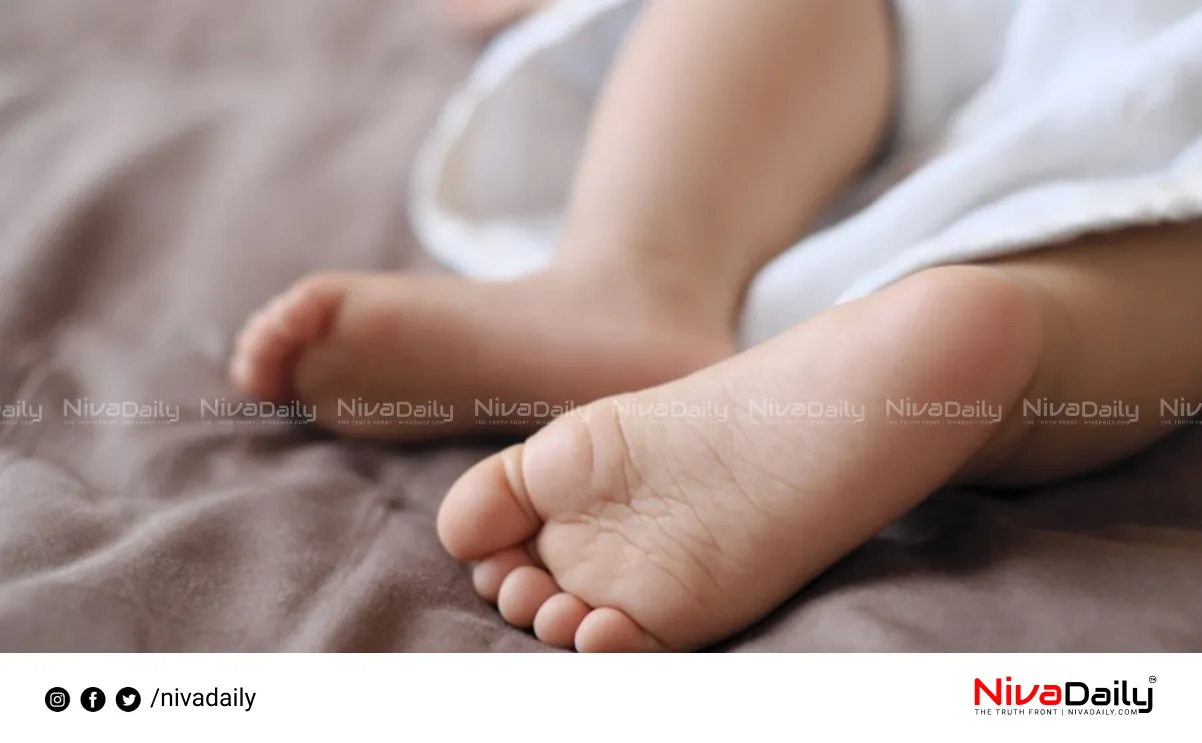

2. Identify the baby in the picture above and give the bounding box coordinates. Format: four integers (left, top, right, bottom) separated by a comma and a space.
230, 0, 1202, 651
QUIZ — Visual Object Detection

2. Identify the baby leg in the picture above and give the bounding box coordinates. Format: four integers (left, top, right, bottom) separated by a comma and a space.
438, 219, 1202, 650
961, 219, 1202, 487
231, 0, 894, 439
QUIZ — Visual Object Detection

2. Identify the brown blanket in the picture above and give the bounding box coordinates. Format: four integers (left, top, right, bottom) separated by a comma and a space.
0, 0, 1198, 652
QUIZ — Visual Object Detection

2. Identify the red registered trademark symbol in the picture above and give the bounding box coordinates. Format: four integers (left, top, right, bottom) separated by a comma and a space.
1149, 676, 1157, 684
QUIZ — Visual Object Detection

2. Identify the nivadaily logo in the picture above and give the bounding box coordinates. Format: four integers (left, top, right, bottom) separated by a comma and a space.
975, 676, 1154, 716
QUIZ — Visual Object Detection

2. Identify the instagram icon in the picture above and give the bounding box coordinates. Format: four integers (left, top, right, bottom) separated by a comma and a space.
44, 687, 70, 712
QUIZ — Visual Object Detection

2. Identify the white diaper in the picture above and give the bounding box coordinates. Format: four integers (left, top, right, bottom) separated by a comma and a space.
411, 0, 1202, 348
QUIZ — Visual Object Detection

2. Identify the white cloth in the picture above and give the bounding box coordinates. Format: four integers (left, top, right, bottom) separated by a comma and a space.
411, 0, 1202, 349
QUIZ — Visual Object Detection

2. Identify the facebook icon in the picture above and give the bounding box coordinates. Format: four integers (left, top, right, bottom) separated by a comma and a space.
81, 687, 106, 712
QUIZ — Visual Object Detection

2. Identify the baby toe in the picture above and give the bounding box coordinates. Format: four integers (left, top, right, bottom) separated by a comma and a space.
472, 547, 536, 603
533, 592, 591, 649
497, 566, 559, 629
575, 607, 669, 653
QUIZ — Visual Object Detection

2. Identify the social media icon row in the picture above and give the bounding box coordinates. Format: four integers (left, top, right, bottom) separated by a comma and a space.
45, 686, 141, 712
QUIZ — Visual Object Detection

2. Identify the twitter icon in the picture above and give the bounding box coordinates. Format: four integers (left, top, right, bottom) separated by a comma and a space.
116, 687, 141, 712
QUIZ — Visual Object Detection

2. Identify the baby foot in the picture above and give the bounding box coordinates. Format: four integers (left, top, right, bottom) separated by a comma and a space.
437, 267, 1044, 650
230, 270, 732, 440
441, 0, 548, 36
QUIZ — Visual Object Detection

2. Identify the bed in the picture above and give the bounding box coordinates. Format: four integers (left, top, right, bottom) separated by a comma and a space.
0, 0, 1198, 652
